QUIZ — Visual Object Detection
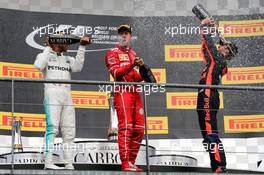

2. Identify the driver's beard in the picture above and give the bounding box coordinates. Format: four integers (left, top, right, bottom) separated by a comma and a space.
59, 45, 68, 52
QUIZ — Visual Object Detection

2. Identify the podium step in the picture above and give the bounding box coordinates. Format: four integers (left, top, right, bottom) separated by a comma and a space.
0, 164, 262, 174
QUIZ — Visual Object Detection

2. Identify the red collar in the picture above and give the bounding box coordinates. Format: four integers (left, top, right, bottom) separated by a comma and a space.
116, 44, 130, 52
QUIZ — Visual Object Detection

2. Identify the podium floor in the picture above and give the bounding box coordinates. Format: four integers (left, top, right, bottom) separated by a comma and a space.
0, 164, 262, 174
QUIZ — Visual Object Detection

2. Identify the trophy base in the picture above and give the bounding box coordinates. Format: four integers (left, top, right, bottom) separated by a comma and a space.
67, 140, 156, 165
0, 151, 60, 164
0, 140, 198, 169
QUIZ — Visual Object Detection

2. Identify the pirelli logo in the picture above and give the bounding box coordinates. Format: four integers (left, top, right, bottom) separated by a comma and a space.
147, 116, 168, 134
71, 91, 109, 109
219, 19, 264, 37
224, 115, 264, 133
222, 66, 264, 84
110, 68, 166, 84
152, 69, 166, 83
166, 92, 224, 109
165, 45, 202, 62
0, 62, 42, 79
0, 112, 45, 132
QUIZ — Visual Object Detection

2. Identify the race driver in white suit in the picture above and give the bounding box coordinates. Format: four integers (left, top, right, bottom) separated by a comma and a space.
34, 34, 91, 170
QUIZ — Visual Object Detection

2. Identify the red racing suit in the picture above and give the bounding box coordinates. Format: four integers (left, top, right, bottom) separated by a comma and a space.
105, 44, 144, 165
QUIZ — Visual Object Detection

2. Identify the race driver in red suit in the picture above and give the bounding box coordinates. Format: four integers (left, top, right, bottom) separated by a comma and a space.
105, 24, 145, 172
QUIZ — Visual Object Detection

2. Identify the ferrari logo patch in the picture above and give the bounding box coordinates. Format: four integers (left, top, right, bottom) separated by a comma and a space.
118, 54, 129, 61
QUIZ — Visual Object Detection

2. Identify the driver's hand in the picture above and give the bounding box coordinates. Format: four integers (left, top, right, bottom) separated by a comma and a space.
80, 37, 92, 45
201, 17, 215, 26
134, 57, 144, 67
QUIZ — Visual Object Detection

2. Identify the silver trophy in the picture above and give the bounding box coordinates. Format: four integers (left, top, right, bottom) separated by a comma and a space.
108, 92, 118, 142
14, 116, 23, 152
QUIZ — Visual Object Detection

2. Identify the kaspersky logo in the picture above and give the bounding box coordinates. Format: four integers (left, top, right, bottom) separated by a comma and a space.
26, 24, 138, 52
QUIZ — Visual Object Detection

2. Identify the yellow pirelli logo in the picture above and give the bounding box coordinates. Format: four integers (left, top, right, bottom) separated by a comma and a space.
165, 45, 203, 62
222, 66, 264, 84
71, 91, 109, 109
219, 19, 264, 37
0, 112, 45, 132
110, 68, 166, 84
147, 116, 168, 134
166, 92, 224, 109
151, 69, 166, 83
0, 62, 42, 79
224, 115, 264, 133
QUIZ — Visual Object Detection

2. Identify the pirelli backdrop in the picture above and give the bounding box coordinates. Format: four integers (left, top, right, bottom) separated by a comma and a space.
0, 8, 264, 139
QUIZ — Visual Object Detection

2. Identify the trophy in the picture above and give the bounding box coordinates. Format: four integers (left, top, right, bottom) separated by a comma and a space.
107, 92, 118, 142
14, 116, 23, 152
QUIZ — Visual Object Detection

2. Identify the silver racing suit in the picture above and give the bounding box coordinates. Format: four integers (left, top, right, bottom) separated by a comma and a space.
34, 45, 86, 165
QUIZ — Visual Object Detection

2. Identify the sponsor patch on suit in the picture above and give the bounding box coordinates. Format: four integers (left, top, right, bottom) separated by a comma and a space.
118, 54, 129, 61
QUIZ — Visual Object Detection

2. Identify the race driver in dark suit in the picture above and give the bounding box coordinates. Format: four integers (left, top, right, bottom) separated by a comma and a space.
197, 17, 238, 173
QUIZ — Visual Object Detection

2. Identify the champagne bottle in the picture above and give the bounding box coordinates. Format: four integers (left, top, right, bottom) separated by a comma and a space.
139, 64, 157, 83
192, 3, 210, 21
48, 34, 80, 45
192, 3, 228, 44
